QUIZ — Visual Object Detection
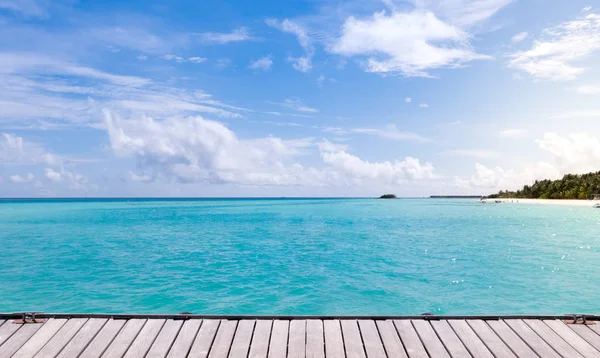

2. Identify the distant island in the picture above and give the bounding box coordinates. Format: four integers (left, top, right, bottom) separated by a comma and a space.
379, 194, 397, 199
487, 171, 600, 199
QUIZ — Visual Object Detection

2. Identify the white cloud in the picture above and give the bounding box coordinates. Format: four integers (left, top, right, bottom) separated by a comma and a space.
551, 110, 600, 119
188, 57, 207, 64
269, 98, 318, 113
0, 0, 49, 18
9, 173, 34, 183
583, 6, 592, 13
329, 10, 489, 77
197, 27, 251, 44
266, 19, 314, 72
420, 103, 429, 108
444, 149, 500, 158
508, 12, 600, 81
136, 55, 148, 61
249, 56, 273, 71
576, 84, 600, 94
405, 97, 412, 103
351, 124, 429, 142
456, 162, 559, 190
320, 140, 434, 182
415, 0, 513, 27
162, 54, 185, 63
511, 32, 528, 43
498, 128, 527, 138
44, 168, 62, 182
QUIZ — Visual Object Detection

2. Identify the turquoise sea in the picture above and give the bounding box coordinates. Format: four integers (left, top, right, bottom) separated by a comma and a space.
0, 198, 598, 315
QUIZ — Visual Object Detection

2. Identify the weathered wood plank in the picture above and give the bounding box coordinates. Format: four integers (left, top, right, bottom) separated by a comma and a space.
375, 320, 408, 358
357, 320, 386, 358
12, 318, 67, 358
466, 320, 515, 358
306, 320, 324, 358
288, 320, 306, 358
0, 320, 23, 346
229, 319, 255, 358
145, 319, 183, 358
430, 320, 470, 358
568, 324, 600, 352
588, 322, 600, 337
411, 320, 450, 358
504, 319, 562, 358
268, 320, 289, 358
207, 320, 237, 358
323, 320, 344, 358
248, 320, 272, 358
166, 319, 202, 358
79, 319, 126, 358
544, 320, 600, 358
486, 320, 537, 358
56, 319, 108, 358
187, 319, 220, 358
100, 319, 146, 358
393, 320, 428, 358
0, 323, 43, 357
340, 320, 365, 358
123, 319, 165, 358
34, 318, 88, 358
447, 320, 493, 358
523, 319, 585, 358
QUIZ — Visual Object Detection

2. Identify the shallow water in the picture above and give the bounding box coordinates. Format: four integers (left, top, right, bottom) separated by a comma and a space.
0, 198, 598, 315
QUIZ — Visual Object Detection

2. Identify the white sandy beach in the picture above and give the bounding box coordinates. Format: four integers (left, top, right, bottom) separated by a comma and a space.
481, 198, 600, 207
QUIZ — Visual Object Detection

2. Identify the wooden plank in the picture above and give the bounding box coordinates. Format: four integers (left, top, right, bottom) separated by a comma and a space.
467, 320, 515, 358
568, 324, 600, 352
306, 320, 324, 358
288, 320, 306, 358
486, 320, 537, 358
188, 319, 220, 358
588, 322, 600, 337
145, 319, 183, 358
523, 319, 585, 358
207, 320, 237, 358
358, 320, 386, 358
411, 320, 450, 358
448, 320, 493, 358
504, 319, 562, 358
0, 320, 23, 346
340, 320, 365, 358
79, 319, 126, 358
0, 323, 43, 357
34, 318, 88, 358
12, 318, 67, 358
375, 320, 408, 358
248, 320, 272, 358
430, 320, 471, 358
166, 319, 202, 358
393, 320, 428, 358
323, 320, 344, 358
544, 320, 600, 358
268, 320, 289, 358
229, 320, 255, 358
56, 319, 108, 358
122, 319, 165, 358
100, 319, 146, 358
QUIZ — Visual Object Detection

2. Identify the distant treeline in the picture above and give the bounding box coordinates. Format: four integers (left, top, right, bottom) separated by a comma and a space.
487, 172, 600, 199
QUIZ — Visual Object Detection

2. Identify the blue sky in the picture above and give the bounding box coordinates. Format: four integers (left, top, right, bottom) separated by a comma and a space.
1, 0, 600, 197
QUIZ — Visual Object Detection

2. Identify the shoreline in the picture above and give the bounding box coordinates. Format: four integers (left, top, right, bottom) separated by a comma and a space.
481, 198, 600, 207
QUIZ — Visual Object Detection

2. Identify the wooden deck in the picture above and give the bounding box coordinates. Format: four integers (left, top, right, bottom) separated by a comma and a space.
0, 315, 599, 357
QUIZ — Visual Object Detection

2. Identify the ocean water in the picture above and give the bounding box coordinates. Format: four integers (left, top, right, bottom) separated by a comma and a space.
0, 198, 599, 316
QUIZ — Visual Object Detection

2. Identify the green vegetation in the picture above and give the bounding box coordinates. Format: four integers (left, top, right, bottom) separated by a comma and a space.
487, 172, 600, 199
379, 194, 397, 199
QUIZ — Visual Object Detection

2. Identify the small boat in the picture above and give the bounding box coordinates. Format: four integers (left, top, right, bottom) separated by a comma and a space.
495, 200, 502, 203
593, 203, 600, 208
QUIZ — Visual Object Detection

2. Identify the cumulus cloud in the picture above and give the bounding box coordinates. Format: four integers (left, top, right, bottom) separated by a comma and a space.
511, 32, 528, 43
197, 27, 252, 44
188, 57, 207, 63
266, 19, 314, 72
44, 168, 62, 182
249, 56, 273, 71
415, 0, 513, 28
509, 11, 600, 81
9, 173, 35, 183
419, 103, 429, 108
329, 10, 489, 77
576, 84, 600, 94
405, 97, 412, 103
